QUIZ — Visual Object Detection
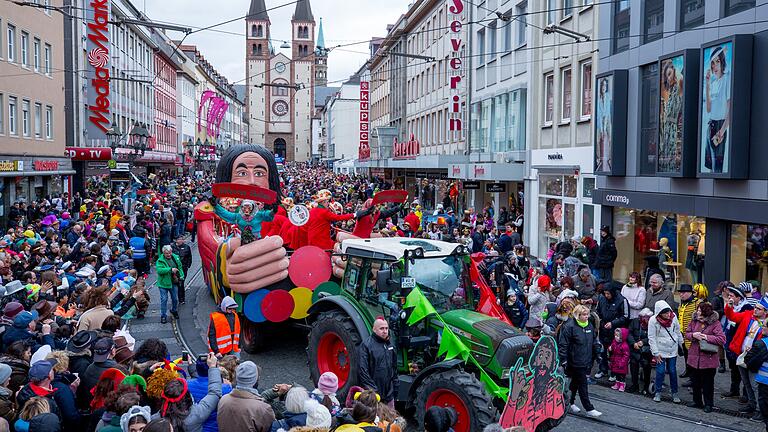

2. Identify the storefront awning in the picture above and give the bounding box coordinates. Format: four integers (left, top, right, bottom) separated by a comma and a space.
0, 170, 76, 177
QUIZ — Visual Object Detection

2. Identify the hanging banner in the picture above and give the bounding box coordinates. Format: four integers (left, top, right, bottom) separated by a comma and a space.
359, 81, 371, 160
85, 0, 111, 140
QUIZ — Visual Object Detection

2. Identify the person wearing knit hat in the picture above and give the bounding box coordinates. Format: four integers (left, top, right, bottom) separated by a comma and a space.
120, 405, 152, 432
208, 296, 241, 358
0, 302, 24, 326
311, 372, 342, 416
218, 360, 275, 432
527, 274, 552, 325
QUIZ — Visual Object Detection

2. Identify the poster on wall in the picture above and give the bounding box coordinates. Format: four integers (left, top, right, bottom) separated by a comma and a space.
698, 35, 752, 179
594, 70, 627, 176
657, 50, 699, 177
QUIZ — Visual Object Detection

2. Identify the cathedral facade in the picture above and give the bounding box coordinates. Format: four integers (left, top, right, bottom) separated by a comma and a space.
246, 0, 325, 162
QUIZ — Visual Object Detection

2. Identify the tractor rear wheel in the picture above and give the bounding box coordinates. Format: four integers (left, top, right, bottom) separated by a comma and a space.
240, 318, 267, 354
415, 369, 498, 432
308, 310, 362, 399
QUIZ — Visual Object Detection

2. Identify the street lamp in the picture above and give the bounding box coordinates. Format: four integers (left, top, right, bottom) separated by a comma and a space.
106, 123, 122, 152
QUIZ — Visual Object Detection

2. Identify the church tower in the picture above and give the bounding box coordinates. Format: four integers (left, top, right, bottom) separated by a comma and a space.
290, 0, 315, 162
315, 18, 328, 86
246, 0, 271, 145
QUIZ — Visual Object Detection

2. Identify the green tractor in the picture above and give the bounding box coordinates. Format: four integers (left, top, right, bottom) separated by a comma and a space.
307, 238, 565, 431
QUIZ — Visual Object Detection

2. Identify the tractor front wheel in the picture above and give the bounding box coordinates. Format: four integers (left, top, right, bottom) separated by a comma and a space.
415, 369, 498, 432
308, 310, 362, 399
240, 317, 267, 354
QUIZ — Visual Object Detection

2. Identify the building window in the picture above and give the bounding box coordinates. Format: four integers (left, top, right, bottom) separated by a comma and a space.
21, 100, 30, 137
544, 72, 554, 124
34, 103, 41, 138
680, 0, 705, 30
33, 38, 40, 71
724, 0, 755, 16
45, 106, 52, 139
517, 2, 527, 46
547, 0, 556, 25
643, 0, 664, 44
476, 28, 485, 64
20, 32, 28, 67
538, 174, 578, 257
8, 97, 16, 135
730, 223, 768, 286
44, 44, 50, 75
563, 0, 574, 18
613, 1, 630, 53
487, 21, 496, 62
639, 63, 659, 175
580, 61, 592, 119
561, 68, 572, 122
7, 25, 16, 62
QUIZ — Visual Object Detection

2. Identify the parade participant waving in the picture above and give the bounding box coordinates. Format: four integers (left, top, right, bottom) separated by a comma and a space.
305, 190, 355, 251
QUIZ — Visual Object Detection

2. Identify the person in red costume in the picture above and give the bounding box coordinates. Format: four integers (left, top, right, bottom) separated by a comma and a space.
194, 144, 291, 297
351, 198, 405, 239
305, 189, 355, 250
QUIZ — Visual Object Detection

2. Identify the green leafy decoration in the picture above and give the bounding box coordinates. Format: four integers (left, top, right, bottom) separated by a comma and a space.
438, 326, 470, 362
404, 287, 437, 325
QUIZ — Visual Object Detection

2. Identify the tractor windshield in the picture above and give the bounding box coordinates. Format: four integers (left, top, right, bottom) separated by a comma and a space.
408, 255, 471, 313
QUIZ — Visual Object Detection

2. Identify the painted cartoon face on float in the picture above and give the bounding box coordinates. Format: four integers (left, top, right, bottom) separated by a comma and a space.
231, 152, 270, 188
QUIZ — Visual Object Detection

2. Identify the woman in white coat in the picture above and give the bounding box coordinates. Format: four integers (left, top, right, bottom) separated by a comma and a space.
648, 300, 684, 403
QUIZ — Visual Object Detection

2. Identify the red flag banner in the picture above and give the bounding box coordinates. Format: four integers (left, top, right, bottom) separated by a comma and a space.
372, 190, 408, 206
212, 183, 277, 204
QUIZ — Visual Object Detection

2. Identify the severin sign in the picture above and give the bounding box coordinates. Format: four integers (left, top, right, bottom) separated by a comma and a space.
359, 81, 371, 160
86, 0, 111, 140
448, 0, 465, 133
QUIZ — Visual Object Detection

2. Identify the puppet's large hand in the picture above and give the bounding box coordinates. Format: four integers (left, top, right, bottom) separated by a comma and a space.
226, 235, 289, 293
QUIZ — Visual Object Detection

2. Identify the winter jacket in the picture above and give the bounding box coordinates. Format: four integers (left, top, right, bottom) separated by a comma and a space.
216, 388, 276, 432
0, 386, 16, 426
644, 286, 677, 311
596, 285, 629, 344
626, 318, 652, 364
78, 359, 125, 410
76, 305, 114, 332
526, 281, 552, 322
67, 350, 92, 377
16, 383, 60, 420
15, 413, 60, 432
621, 284, 646, 319
503, 299, 528, 329
558, 317, 602, 369
609, 328, 631, 375
187, 375, 232, 432
2, 326, 54, 353
155, 253, 184, 290
96, 414, 121, 432
574, 274, 598, 304
51, 372, 81, 430
594, 235, 617, 269
648, 300, 684, 359
678, 297, 701, 349
358, 333, 398, 403
172, 242, 193, 270
270, 411, 307, 432
685, 312, 726, 370
0, 355, 29, 395
724, 304, 762, 356
150, 367, 222, 432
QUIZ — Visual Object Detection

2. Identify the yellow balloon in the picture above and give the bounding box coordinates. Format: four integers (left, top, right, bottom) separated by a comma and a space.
289, 287, 313, 319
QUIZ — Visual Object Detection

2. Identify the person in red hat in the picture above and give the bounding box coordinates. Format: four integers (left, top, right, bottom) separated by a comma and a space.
305, 190, 355, 251
527, 274, 553, 323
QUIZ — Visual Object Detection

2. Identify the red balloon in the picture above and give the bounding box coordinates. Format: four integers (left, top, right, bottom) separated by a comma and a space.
288, 246, 332, 290
261, 290, 294, 323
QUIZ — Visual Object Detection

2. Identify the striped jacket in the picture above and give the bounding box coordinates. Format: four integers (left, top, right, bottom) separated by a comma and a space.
678, 298, 701, 349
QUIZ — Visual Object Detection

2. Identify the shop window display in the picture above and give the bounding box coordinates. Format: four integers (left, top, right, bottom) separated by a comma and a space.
613, 208, 704, 287
730, 224, 768, 291
538, 174, 579, 258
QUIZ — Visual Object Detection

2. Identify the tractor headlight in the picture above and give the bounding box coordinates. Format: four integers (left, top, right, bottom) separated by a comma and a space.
454, 245, 467, 255
413, 247, 425, 258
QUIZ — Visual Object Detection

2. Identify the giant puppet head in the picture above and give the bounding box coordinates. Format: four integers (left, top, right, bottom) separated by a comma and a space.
215, 144, 283, 200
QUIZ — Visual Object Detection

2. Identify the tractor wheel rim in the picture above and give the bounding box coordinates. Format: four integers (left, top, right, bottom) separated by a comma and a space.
317, 332, 350, 387
426, 389, 471, 432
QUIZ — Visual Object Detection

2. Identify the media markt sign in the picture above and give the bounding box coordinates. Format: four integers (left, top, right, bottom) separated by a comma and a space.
85, 0, 111, 141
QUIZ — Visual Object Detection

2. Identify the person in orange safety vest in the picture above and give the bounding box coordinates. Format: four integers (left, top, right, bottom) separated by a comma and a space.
208, 295, 241, 358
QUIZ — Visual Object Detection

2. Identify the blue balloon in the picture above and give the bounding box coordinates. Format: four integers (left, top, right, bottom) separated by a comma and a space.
243, 289, 270, 323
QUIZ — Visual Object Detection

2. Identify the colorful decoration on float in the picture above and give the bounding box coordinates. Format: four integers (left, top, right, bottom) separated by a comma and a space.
288, 246, 332, 288
212, 183, 278, 205
499, 335, 566, 431
404, 286, 507, 400
371, 190, 408, 206
288, 204, 310, 226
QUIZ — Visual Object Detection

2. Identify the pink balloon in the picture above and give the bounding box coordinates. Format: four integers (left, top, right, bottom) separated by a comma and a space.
288, 246, 332, 290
